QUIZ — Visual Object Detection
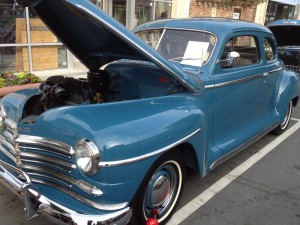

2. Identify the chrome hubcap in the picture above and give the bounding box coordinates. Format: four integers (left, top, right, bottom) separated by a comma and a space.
151, 175, 171, 207
144, 161, 181, 220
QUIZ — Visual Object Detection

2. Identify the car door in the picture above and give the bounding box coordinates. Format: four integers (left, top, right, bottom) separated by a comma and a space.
212, 32, 278, 155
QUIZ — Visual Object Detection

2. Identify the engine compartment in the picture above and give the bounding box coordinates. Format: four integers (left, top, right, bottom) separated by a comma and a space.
21, 62, 185, 124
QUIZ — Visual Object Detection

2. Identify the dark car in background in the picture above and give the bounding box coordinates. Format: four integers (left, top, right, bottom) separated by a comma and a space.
267, 20, 300, 73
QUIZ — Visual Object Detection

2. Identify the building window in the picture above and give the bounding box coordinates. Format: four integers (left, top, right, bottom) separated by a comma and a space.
108, 0, 127, 26
135, 0, 152, 27
90, 0, 103, 8
265, 1, 295, 25
0, 1, 67, 72
154, 1, 172, 20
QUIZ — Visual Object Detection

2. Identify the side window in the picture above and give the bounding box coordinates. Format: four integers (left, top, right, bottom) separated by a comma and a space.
221, 36, 259, 68
264, 38, 275, 61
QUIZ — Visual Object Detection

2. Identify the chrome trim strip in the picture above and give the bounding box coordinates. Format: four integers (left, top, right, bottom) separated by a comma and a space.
4, 131, 14, 143
4, 118, 18, 137
16, 135, 74, 156
27, 172, 71, 187
17, 152, 77, 170
0, 136, 16, 154
99, 129, 201, 167
210, 123, 278, 171
18, 160, 71, 173
0, 160, 132, 225
0, 145, 16, 162
205, 67, 283, 90
205, 73, 262, 89
18, 145, 69, 158
76, 4, 197, 93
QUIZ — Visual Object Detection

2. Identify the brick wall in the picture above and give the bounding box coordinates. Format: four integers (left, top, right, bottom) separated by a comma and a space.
189, 1, 257, 22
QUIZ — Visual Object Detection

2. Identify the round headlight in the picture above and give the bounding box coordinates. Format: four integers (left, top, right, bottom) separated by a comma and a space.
75, 139, 100, 174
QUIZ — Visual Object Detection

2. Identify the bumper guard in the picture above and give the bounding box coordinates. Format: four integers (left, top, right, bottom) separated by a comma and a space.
0, 160, 132, 225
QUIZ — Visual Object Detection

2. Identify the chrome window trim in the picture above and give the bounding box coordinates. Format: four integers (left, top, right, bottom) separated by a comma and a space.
99, 129, 201, 167
205, 67, 283, 90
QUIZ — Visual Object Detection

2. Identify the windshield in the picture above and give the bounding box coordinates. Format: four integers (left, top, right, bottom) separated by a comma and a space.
136, 29, 216, 67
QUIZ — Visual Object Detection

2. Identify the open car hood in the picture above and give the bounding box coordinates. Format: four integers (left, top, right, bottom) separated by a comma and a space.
267, 20, 300, 47
17, 0, 200, 92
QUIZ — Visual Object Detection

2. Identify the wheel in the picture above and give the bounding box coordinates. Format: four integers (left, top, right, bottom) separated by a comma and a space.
272, 100, 293, 135
130, 152, 185, 225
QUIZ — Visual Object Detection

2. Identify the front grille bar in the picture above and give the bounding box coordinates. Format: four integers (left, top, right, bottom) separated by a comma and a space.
16, 135, 75, 157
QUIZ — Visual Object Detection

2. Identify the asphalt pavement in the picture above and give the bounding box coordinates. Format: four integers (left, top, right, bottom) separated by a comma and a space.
0, 106, 300, 225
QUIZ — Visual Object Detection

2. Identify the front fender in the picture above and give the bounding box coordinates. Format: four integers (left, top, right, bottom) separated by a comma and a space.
33, 95, 204, 203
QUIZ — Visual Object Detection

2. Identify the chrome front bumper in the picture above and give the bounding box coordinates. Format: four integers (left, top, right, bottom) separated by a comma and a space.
0, 160, 132, 225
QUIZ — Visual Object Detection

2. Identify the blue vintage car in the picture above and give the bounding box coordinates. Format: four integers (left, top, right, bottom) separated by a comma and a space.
0, 0, 300, 225
267, 19, 300, 73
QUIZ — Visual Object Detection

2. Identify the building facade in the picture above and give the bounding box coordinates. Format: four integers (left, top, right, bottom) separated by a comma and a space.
1, 0, 299, 73
0, 0, 177, 73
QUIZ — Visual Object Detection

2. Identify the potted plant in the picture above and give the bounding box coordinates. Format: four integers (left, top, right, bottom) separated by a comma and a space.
0, 71, 42, 97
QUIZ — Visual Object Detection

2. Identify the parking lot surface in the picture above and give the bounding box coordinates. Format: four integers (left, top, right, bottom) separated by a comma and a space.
1, 106, 300, 225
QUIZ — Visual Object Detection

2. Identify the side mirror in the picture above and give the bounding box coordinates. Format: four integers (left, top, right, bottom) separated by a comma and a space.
226, 51, 240, 65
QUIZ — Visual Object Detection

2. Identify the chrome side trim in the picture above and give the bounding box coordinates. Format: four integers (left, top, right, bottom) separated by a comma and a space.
16, 135, 74, 156
205, 67, 283, 90
99, 129, 201, 167
210, 123, 278, 171
205, 73, 262, 89
0, 160, 132, 225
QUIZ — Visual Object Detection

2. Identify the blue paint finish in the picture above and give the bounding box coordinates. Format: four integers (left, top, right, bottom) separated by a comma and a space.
1, 1, 300, 223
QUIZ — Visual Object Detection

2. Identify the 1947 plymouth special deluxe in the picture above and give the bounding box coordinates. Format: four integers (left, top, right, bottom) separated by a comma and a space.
0, 0, 300, 224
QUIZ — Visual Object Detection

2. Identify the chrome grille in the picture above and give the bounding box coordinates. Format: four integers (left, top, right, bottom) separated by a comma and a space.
0, 119, 103, 200
0, 118, 18, 163
15, 135, 102, 196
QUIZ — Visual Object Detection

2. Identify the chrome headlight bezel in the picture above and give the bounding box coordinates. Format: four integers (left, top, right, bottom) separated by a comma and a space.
75, 139, 100, 175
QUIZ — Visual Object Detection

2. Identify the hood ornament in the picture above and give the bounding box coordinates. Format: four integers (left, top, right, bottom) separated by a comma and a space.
0, 102, 7, 129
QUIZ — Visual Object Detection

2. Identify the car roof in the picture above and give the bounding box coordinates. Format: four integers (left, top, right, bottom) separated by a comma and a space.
134, 18, 272, 36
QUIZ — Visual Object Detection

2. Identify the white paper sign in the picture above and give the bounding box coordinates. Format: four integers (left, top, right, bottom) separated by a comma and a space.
181, 41, 209, 67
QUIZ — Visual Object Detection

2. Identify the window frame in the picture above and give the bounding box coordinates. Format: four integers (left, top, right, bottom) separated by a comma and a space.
220, 35, 260, 69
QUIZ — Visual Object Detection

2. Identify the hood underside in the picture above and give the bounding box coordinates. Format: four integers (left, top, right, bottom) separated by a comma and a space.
267, 20, 300, 46
17, 0, 200, 92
